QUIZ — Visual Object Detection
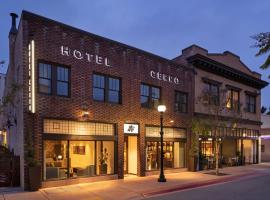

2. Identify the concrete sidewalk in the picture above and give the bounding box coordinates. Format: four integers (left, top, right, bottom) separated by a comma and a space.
1, 163, 270, 200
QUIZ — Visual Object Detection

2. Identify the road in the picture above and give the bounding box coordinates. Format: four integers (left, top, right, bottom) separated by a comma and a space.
148, 172, 270, 200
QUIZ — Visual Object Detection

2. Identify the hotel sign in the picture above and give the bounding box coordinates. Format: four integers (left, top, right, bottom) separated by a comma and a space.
124, 124, 139, 134
150, 70, 180, 85
61, 46, 112, 67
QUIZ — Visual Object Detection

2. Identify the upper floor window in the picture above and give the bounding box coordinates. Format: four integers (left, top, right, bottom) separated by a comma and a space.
226, 88, 240, 111
205, 82, 219, 105
93, 74, 121, 104
39, 63, 51, 94
38, 62, 70, 97
175, 91, 187, 113
140, 84, 160, 108
246, 94, 256, 113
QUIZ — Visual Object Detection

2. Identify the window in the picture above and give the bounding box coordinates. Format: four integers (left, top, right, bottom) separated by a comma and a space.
246, 94, 256, 113
146, 141, 185, 170
226, 89, 240, 111
140, 84, 160, 108
205, 82, 219, 105
57, 67, 69, 96
93, 74, 121, 104
38, 62, 70, 97
44, 140, 115, 180
39, 63, 51, 94
175, 91, 187, 113
93, 74, 105, 101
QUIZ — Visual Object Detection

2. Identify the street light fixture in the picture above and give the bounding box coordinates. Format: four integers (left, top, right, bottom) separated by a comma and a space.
157, 104, 166, 182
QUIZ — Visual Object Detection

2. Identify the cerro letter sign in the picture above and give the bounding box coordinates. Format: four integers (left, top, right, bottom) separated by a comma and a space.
150, 70, 180, 85
60, 45, 112, 67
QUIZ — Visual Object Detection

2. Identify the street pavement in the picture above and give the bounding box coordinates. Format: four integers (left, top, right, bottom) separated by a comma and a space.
148, 170, 270, 200
0, 163, 270, 200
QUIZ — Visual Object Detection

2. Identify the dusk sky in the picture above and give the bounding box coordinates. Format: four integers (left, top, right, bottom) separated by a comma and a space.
1, 0, 269, 107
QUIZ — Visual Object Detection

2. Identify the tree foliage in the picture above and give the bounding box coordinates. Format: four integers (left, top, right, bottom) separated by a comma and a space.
252, 32, 270, 78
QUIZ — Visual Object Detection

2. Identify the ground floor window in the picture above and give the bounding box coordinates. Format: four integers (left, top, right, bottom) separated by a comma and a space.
44, 140, 115, 180
146, 141, 185, 171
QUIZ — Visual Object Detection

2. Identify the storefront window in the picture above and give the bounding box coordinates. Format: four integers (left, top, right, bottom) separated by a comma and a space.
44, 140, 68, 180
69, 141, 95, 177
146, 141, 185, 171
146, 142, 159, 170
96, 141, 115, 175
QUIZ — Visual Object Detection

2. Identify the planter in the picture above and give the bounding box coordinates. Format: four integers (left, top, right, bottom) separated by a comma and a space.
100, 164, 107, 175
28, 166, 41, 191
189, 156, 198, 172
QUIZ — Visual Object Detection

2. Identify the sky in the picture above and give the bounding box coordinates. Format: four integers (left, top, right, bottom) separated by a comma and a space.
0, 0, 269, 107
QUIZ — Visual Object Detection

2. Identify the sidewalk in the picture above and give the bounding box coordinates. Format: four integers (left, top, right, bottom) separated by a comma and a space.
1, 163, 270, 200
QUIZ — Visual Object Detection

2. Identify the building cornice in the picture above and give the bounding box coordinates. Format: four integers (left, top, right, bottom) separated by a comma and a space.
187, 54, 268, 89
194, 112, 262, 126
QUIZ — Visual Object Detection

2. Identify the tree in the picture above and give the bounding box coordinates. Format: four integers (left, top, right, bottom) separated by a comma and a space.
193, 87, 242, 175
252, 32, 270, 78
0, 83, 21, 130
261, 106, 267, 114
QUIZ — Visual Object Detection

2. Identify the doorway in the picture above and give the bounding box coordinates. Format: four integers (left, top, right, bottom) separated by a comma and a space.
124, 136, 137, 175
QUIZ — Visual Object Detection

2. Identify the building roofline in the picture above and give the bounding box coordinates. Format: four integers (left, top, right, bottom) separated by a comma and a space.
21, 10, 194, 72
187, 53, 268, 89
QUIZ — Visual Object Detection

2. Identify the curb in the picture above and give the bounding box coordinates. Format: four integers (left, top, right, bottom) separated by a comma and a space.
142, 172, 265, 197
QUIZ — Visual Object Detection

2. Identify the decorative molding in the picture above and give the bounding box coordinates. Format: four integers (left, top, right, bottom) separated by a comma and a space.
194, 112, 262, 126
225, 84, 242, 91
188, 54, 268, 89
202, 77, 222, 86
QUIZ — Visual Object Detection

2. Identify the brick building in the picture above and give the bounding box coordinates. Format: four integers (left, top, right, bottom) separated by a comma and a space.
5, 11, 194, 189
5, 11, 268, 190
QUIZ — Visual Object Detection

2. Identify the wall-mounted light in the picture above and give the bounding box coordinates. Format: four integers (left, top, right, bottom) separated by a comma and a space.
82, 111, 89, 117
28, 40, 36, 113
169, 120, 174, 123
208, 138, 213, 141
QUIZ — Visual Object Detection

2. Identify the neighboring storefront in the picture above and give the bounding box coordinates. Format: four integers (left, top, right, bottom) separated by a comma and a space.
261, 114, 270, 162
199, 128, 259, 170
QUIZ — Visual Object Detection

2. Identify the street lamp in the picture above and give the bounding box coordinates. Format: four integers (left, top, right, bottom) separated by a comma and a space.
157, 104, 166, 182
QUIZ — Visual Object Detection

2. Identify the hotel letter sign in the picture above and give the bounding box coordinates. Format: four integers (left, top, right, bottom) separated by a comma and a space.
150, 70, 180, 85
61, 46, 112, 67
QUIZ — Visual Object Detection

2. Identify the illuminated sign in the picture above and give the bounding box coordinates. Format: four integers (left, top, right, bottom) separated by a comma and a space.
28, 40, 36, 113
124, 124, 139, 134
150, 70, 180, 85
61, 46, 112, 67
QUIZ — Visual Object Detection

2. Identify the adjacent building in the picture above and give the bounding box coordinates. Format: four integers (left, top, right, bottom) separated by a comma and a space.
4, 11, 268, 190
174, 45, 268, 168
261, 114, 270, 162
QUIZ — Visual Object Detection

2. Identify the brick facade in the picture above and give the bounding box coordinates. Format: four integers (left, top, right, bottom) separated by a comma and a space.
6, 11, 194, 189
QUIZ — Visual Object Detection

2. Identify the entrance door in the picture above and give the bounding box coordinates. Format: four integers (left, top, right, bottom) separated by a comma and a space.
124, 136, 137, 175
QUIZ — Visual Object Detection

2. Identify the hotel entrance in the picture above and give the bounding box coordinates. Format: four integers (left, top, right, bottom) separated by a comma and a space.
124, 136, 138, 175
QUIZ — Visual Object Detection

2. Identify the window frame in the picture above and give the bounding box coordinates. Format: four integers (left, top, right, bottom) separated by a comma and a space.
38, 63, 52, 95
140, 83, 161, 109
226, 88, 240, 111
246, 94, 256, 113
174, 90, 188, 113
56, 66, 70, 97
202, 78, 221, 106
38, 60, 71, 97
92, 72, 122, 104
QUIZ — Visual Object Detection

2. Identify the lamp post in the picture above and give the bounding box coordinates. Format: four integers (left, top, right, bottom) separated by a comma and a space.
157, 104, 166, 182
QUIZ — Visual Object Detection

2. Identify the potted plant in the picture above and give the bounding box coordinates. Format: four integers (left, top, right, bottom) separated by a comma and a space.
25, 128, 41, 191
99, 148, 108, 175
188, 132, 199, 172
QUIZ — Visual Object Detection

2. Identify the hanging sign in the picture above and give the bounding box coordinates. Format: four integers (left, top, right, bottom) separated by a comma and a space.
124, 124, 139, 134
